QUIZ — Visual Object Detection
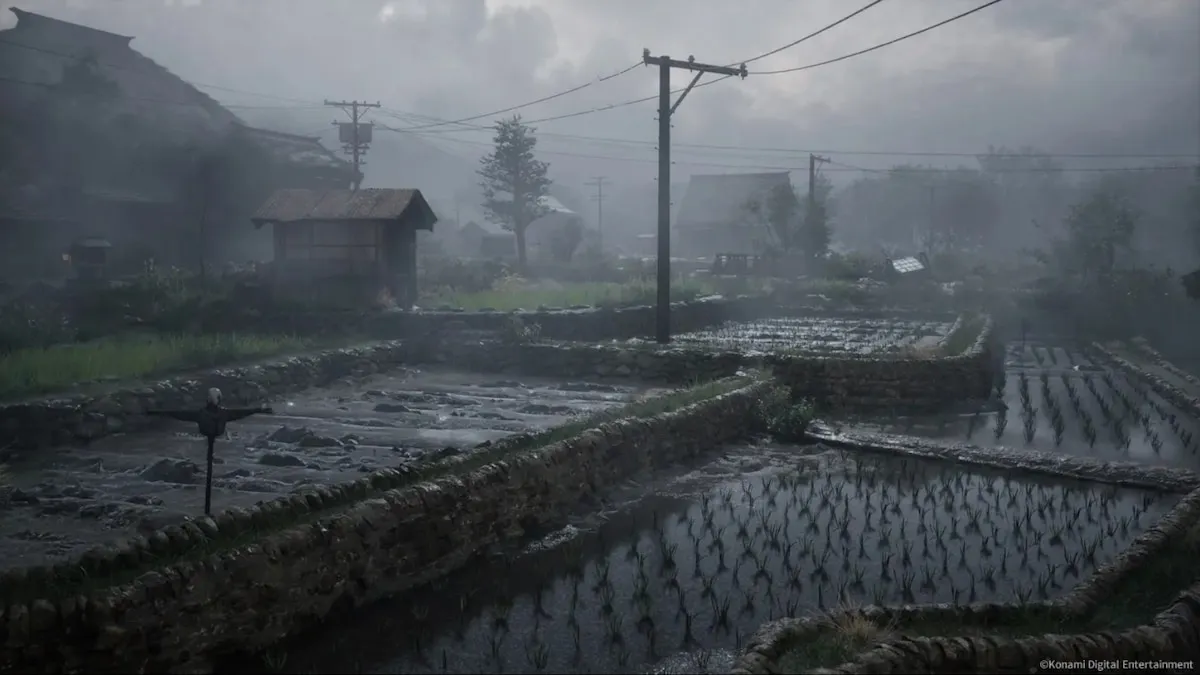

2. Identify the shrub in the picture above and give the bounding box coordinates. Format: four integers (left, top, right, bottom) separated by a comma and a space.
755, 384, 816, 441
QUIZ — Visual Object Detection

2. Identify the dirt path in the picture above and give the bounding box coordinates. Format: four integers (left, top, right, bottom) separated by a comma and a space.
0, 367, 663, 571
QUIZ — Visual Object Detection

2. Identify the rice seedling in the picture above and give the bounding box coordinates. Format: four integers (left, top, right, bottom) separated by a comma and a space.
874, 347, 1200, 471
670, 317, 958, 356
325, 455, 1175, 675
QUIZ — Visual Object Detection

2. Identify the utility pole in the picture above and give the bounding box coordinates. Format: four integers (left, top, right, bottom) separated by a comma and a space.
927, 184, 936, 251
325, 99, 380, 190
643, 49, 747, 343
806, 154, 829, 258
586, 176, 607, 249
807, 153, 830, 221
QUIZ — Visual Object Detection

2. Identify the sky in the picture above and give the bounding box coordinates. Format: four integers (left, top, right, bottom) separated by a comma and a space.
3, 0, 1199, 200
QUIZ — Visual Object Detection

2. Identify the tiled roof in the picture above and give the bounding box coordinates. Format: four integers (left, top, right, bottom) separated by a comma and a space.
0, 8, 240, 140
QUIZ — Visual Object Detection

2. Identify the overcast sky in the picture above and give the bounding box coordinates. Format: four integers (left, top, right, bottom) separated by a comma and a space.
5, 0, 1199, 193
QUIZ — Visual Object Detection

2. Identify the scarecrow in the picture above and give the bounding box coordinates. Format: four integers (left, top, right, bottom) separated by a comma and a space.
147, 388, 273, 515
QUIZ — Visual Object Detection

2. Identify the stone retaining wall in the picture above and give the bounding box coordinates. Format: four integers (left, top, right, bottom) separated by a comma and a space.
807, 427, 1200, 493
734, 486, 1200, 674
209, 293, 966, 342
0, 313, 993, 454
0, 379, 772, 674
1090, 342, 1200, 420
1130, 337, 1200, 391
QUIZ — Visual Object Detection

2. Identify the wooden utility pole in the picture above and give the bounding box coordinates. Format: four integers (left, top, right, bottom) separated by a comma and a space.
807, 153, 830, 224
586, 176, 607, 248
643, 49, 747, 343
325, 99, 380, 190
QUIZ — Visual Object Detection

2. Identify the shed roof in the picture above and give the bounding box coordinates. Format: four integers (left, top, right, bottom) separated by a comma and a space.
251, 188, 438, 230
676, 172, 793, 229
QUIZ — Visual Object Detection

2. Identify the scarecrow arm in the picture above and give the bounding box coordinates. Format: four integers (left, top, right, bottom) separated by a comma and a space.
145, 409, 204, 423
225, 406, 273, 422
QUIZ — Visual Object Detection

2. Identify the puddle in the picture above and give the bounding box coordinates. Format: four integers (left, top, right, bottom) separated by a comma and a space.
671, 317, 954, 354
252, 446, 1176, 674
858, 344, 1200, 471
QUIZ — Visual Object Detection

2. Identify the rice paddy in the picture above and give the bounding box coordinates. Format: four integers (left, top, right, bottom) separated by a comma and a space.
264, 451, 1175, 675
870, 343, 1200, 471
671, 317, 955, 355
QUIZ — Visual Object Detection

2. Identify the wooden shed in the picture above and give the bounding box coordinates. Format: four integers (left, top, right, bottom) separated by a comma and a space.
251, 188, 438, 308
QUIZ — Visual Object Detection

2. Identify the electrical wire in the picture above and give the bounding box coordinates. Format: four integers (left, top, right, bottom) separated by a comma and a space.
748, 0, 1007, 75
399, 61, 642, 131
737, 0, 889, 66
373, 124, 1198, 174
440, 0, 1008, 127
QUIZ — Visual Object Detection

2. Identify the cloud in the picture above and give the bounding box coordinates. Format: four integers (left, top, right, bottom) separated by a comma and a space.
4, 0, 1197, 192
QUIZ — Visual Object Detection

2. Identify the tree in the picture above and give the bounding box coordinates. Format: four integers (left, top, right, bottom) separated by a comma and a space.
1063, 182, 1139, 281
478, 115, 552, 267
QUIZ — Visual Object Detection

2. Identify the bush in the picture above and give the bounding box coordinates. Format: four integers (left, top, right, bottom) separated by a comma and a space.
755, 384, 816, 442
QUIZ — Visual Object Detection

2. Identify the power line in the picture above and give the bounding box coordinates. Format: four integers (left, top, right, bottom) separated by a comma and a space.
399, 61, 642, 131
738, 0, 889, 66
382, 118, 1198, 160
481, 0, 1010, 126
377, 125, 1197, 174
748, 0, 1007, 75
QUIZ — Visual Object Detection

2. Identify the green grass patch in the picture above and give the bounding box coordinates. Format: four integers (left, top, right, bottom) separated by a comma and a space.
775, 517, 1200, 672
0, 333, 316, 400
3, 374, 758, 604
419, 279, 717, 312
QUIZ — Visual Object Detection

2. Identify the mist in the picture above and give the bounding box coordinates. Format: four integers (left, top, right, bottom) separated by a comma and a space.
1, 0, 1195, 259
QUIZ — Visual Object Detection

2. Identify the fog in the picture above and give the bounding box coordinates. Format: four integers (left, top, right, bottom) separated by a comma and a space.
1, 0, 1197, 266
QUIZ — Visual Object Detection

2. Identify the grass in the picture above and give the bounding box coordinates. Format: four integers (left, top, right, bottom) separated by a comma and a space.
419, 278, 718, 311
0, 333, 316, 400
2, 374, 758, 604
775, 516, 1200, 672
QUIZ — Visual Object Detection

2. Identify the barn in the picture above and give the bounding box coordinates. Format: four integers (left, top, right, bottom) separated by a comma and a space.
251, 188, 438, 308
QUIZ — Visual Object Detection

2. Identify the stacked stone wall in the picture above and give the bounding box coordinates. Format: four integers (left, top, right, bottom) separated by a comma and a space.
0, 314, 993, 454
0, 380, 771, 673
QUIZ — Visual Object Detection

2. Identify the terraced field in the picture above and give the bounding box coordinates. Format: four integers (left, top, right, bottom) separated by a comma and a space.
0, 368, 659, 570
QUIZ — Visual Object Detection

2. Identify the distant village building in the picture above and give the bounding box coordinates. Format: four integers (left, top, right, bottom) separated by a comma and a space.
0, 8, 357, 281
452, 196, 584, 263
251, 188, 437, 308
675, 172, 794, 260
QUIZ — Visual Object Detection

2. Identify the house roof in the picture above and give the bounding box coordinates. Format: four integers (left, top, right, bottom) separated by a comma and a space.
252, 188, 439, 230
676, 172, 793, 229
0, 8, 241, 140
232, 123, 355, 178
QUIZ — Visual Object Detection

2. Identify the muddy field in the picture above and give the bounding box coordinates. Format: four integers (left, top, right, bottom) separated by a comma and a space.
670, 317, 954, 354
246, 443, 1175, 675
0, 368, 663, 571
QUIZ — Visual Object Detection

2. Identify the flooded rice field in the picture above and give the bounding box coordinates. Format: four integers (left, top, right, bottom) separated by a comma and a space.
254, 445, 1176, 675
671, 317, 954, 354
0, 368, 659, 571
859, 343, 1200, 471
